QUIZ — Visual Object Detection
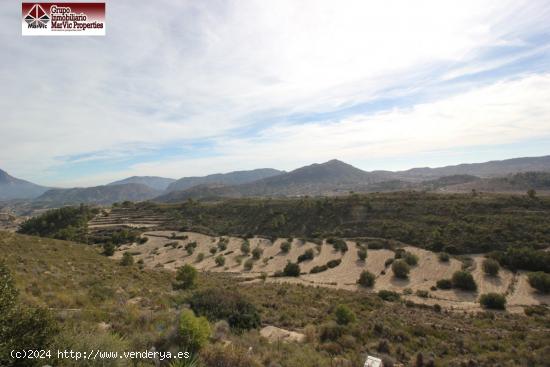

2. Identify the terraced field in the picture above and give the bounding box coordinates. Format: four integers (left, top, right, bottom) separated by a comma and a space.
114, 230, 550, 314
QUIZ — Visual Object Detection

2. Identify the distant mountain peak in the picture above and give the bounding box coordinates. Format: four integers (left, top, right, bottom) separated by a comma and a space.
0, 168, 49, 200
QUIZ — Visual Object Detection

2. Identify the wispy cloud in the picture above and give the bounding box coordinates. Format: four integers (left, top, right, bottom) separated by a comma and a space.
0, 0, 549, 186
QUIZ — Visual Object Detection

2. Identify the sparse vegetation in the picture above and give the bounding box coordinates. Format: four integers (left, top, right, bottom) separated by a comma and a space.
482, 258, 500, 276
527, 272, 550, 293
452, 270, 477, 291
357, 270, 375, 287
391, 260, 410, 279
120, 252, 134, 266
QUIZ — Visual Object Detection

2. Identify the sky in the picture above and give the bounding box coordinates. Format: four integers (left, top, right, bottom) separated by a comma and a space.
1, 0, 550, 187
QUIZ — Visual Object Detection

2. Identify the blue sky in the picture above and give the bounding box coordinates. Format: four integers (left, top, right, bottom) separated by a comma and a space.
1, 0, 550, 187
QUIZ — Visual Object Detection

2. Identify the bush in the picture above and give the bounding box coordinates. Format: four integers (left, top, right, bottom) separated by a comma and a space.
326, 259, 342, 268
310, 265, 328, 274
384, 258, 394, 267
251, 247, 263, 260
120, 252, 134, 266
334, 304, 356, 325
244, 259, 254, 271
185, 242, 197, 255
201, 344, 261, 367
527, 272, 550, 293
241, 240, 250, 255
217, 238, 228, 251
436, 278, 453, 290
1, 263, 58, 367
357, 248, 367, 261
378, 290, 401, 302
178, 309, 211, 352
280, 241, 291, 253
482, 258, 500, 276
215, 255, 226, 267
357, 270, 375, 287
415, 290, 429, 298
438, 252, 450, 262
319, 321, 345, 342
403, 252, 419, 266
196, 253, 205, 262
283, 262, 301, 277
189, 289, 260, 331
452, 271, 477, 291
174, 264, 198, 290
297, 249, 314, 263
479, 293, 506, 310
391, 260, 410, 279
210, 247, 218, 255
327, 237, 348, 253
102, 242, 115, 256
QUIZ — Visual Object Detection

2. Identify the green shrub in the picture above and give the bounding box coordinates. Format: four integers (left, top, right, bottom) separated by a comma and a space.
436, 278, 453, 290
482, 258, 500, 276
384, 258, 394, 267
319, 321, 345, 342
479, 293, 506, 310
217, 238, 228, 251
215, 255, 226, 267
189, 289, 260, 331
334, 304, 356, 325
452, 270, 477, 291
196, 253, 205, 262
326, 259, 341, 268
357, 248, 367, 261
327, 237, 348, 253
210, 247, 218, 255
174, 264, 198, 290
391, 260, 410, 279
527, 272, 550, 293
415, 290, 429, 298
241, 240, 250, 255
310, 265, 328, 274
185, 242, 197, 255
251, 247, 263, 260
103, 242, 115, 256
438, 252, 450, 262
178, 309, 211, 352
378, 290, 401, 302
357, 270, 375, 287
297, 249, 314, 263
201, 344, 261, 367
120, 252, 134, 266
283, 262, 301, 277
404, 252, 419, 266
280, 241, 291, 253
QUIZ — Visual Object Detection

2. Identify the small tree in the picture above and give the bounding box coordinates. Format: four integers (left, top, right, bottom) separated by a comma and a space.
358, 248, 367, 261
283, 262, 300, 277
452, 270, 477, 291
479, 293, 506, 310
391, 260, 410, 279
252, 247, 263, 260
404, 252, 419, 266
357, 270, 375, 287
528, 272, 550, 293
175, 264, 198, 290
438, 252, 450, 262
120, 252, 134, 266
215, 255, 225, 267
241, 240, 250, 255
103, 242, 115, 256
436, 278, 453, 289
334, 304, 356, 325
482, 258, 500, 276
178, 309, 211, 352
297, 249, 314, 263
280, 241, 291, 253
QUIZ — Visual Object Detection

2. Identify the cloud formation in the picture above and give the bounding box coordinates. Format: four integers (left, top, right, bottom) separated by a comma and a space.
1, 0, 549, 186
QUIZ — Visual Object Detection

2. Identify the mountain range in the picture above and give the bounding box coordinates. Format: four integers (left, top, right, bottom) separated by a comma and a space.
0, 169, 49, 200
2, 155, 550, 205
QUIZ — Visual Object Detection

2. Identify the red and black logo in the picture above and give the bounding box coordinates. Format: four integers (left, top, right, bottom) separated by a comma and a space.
24, 4, 50, 27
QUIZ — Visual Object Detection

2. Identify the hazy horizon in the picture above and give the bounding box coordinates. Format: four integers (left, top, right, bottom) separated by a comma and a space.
2, 1, 550, 187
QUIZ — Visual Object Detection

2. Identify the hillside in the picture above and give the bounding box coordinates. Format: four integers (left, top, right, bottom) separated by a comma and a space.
2, 231, 549, 366
395, 155, 550, 180
445, 171, 550, 193
156, 160, 391, 201
166, 168, 284, 192
35, 183, 160, 205
107, 176, 176, 191
0, 168, 49, 200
